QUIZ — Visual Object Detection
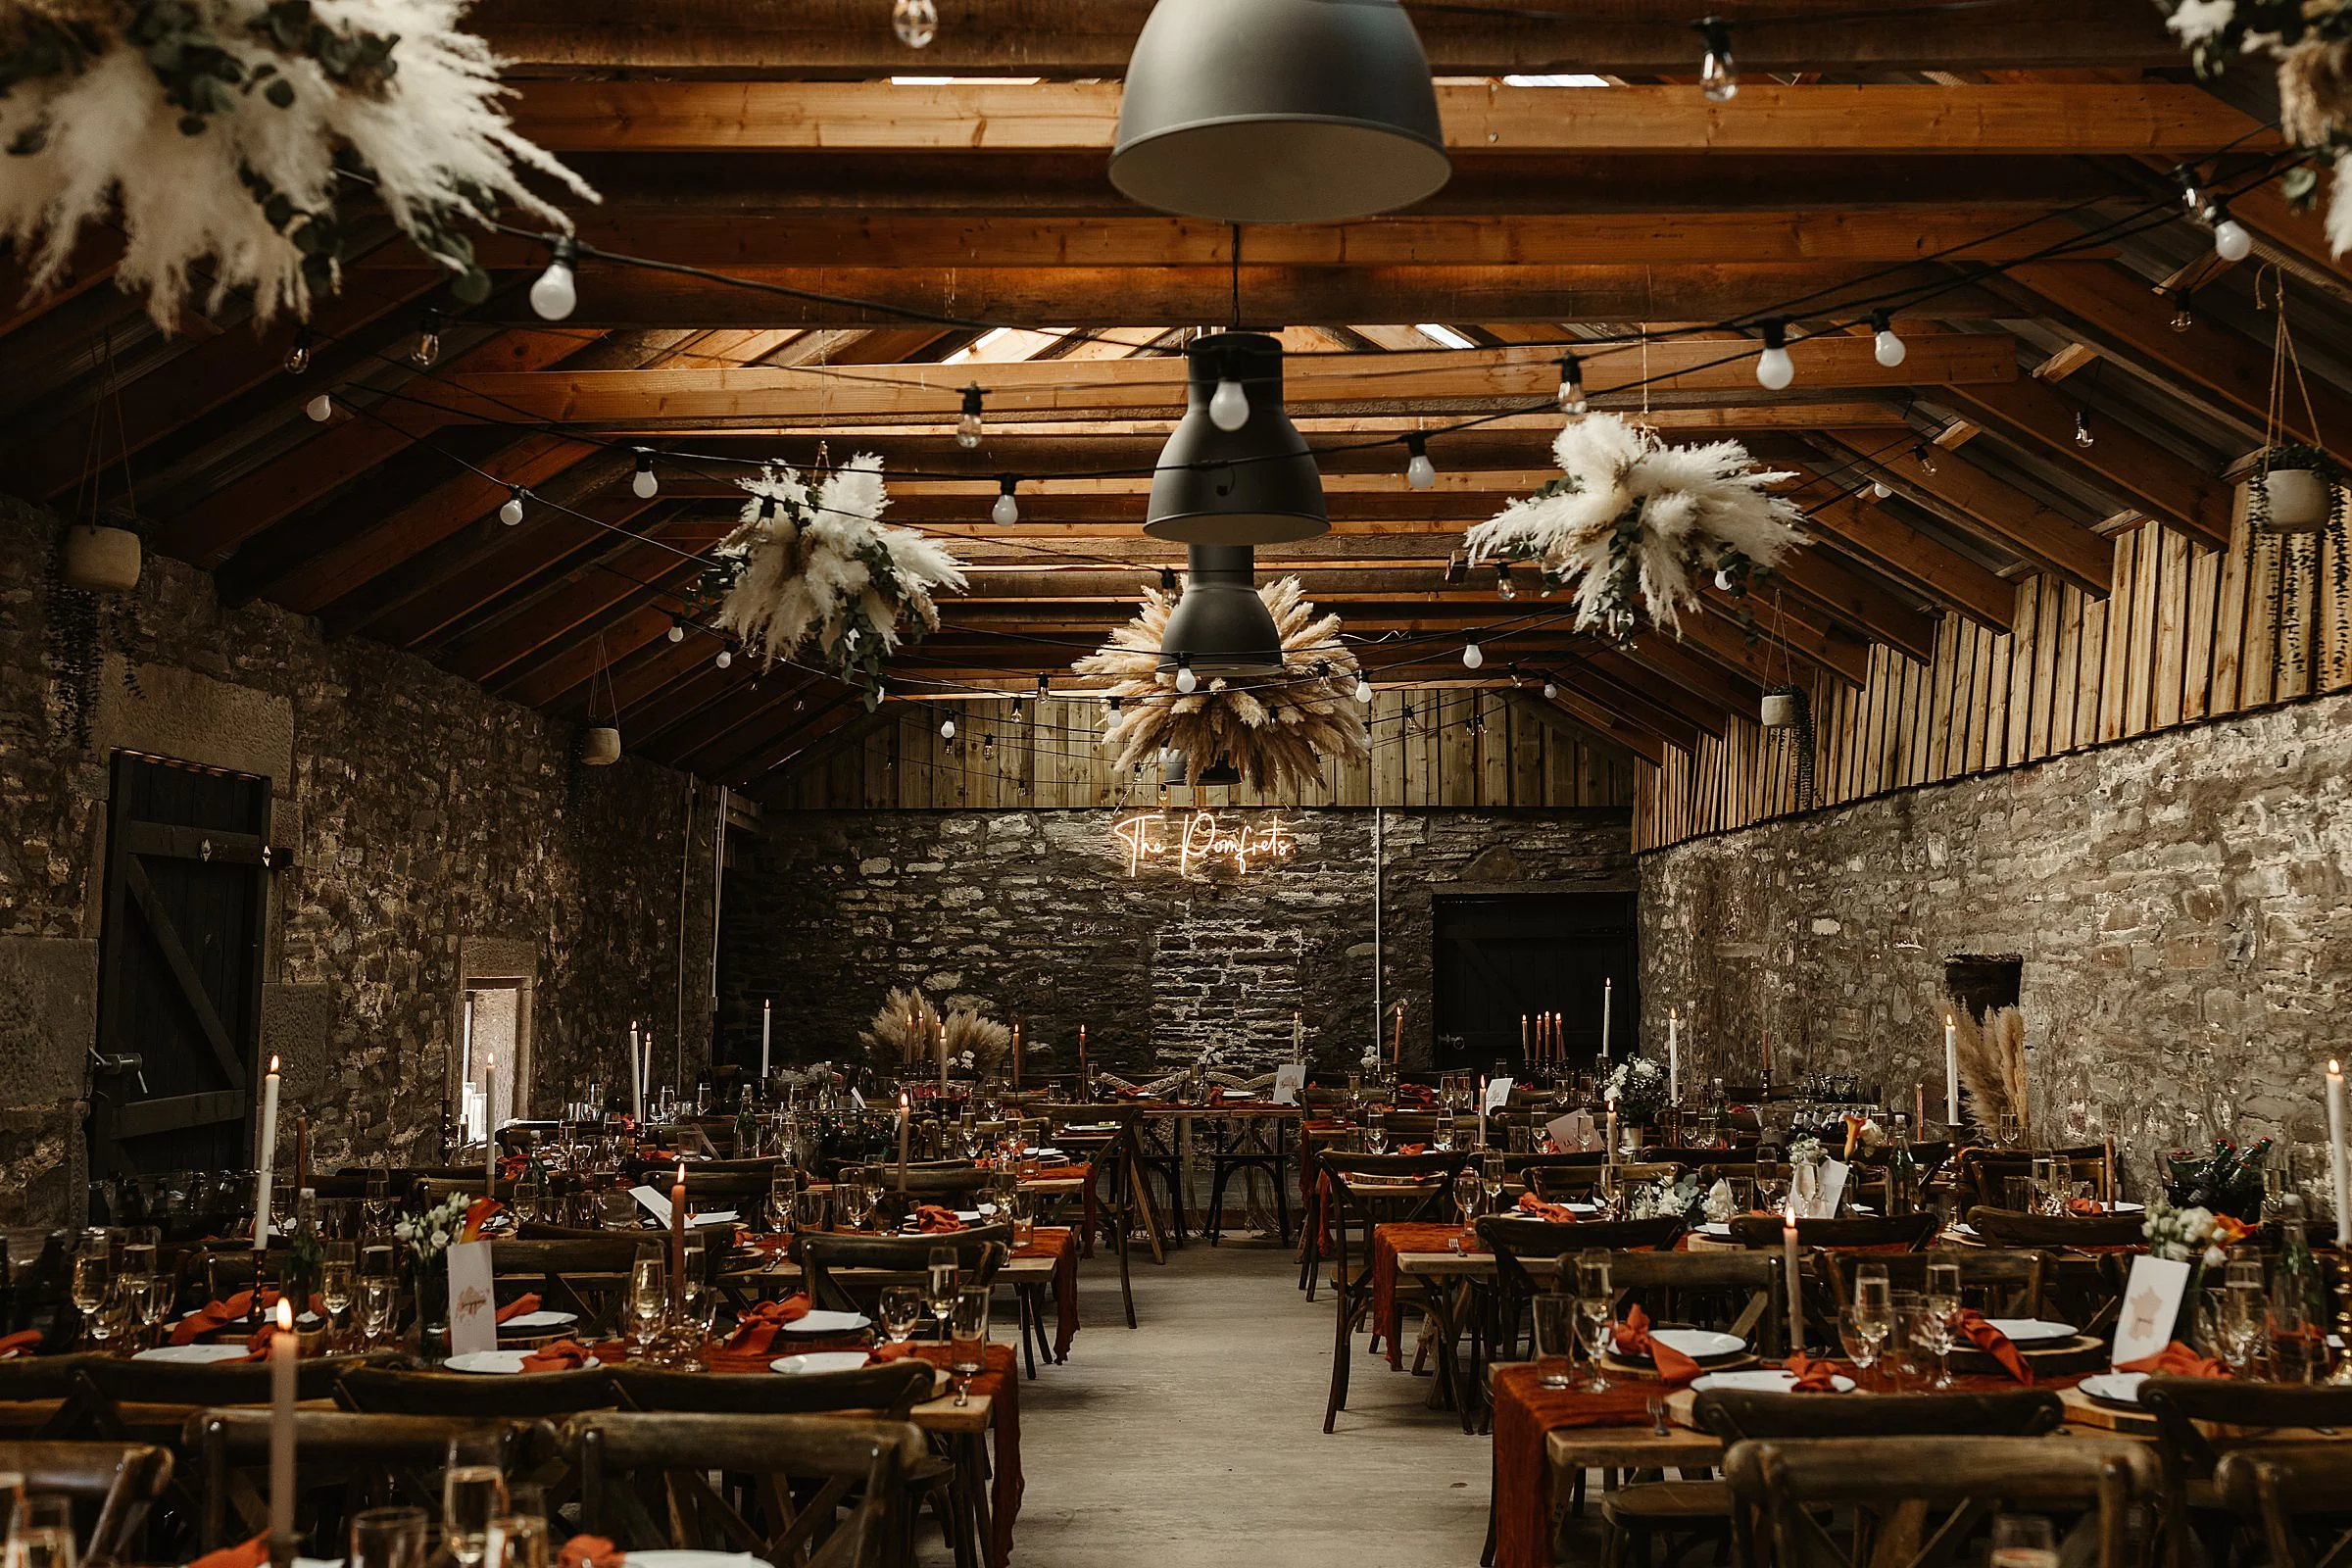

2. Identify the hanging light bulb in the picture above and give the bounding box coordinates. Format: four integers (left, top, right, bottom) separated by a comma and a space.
1159, 566, 1179, 593
1910, 442, 1937, 476
1175, 655, 1198, 694
956, 383, 985, 449
1714, 568, 1734, 591
1542, 679, 1558, 701
2175, 165, 2204, 216
666, 616, 686, 644
1208, 371, 1250, 432
2170, 297, 2195, 332
893, 0, 938, 48
1404, 433, 1436, 490
2212, 208, 2253, 263
282, 327, 313, 376
304, 392, 333, 422
1869, 480, 1893, 502
1462, 636, 1485, 670
632, 450, 659, 500
984, 734, 997, 760
410, 309, 444, 368
714, 646, 734, 669
1555, 352, 1588, 415
1353, 674, 1373, 704
1107, 695, 1123, 715
1696, 17, 1738, 103
2074, 411, 2096, 449
992, 476, 1019, 525
1010, 694, 1024, 722
1037, 672, 1052, 705
1494, 562, 1517, 601
529, 236, 579, 320
940, 710, 956, 740
1754, 318, 1793, 391
499, 487, 526, 526
1870, 309, 1906, 368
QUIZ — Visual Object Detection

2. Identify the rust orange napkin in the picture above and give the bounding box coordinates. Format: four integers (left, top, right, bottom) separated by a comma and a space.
914, 1204, 965, 1234
557, 1537, 622, 1568
723, 1294, 812, 1355
2118, 1341, 2230, 1378
496, 1293, 543, 1324
520, 1339, 595, 1373
1612, 1303, 1701, 1387
1954, 1309, 2033, 1384
190, 1534, 270, 1568
459, 1197, 503, 1243
1516, 1193, 1583, 1224
0, 1329, 43, 1358
1784, 1352, 1840, 1393
171, 1290, 257, 1346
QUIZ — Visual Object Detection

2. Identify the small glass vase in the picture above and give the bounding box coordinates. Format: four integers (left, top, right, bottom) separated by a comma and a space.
409, 1257, 450, 1365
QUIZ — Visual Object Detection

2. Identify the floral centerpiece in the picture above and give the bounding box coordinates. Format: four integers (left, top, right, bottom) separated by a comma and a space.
1630, 1170, 1707, 1222
394, 1191, 496, 1348
1602, 1055, 1671, 1126
2143, 1198, 2256, 1268
2164, 1136, 2274, 1223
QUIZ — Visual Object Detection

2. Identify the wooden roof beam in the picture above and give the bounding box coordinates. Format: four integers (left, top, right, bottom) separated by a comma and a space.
1507, 690, 1661, 768
1811, 429, 2115, 595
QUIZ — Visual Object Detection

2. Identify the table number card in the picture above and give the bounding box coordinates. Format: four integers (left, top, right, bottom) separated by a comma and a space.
2111, 1254, 2192, 1368
1271, 1063, 1307, 1105
1815, 1159, 1851, 1218
1485, 1077, 1515, 1112
1545, 1110, 1595, 1152
447, 1240, 498, 1356
630, 1184, 672, 1225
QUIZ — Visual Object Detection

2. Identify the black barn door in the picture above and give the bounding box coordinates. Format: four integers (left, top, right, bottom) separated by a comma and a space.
1432, 891, 1638, 1074
88, 754, 274, 1183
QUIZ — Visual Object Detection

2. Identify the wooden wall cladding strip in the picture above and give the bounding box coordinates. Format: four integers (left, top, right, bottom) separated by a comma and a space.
1634, 502, 2352, 851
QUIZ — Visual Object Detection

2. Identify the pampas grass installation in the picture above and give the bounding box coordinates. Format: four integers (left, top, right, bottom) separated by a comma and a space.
1072, 573, 1368, 796
857, 987, 1012, 1076
1951, 1004, 2031, 1136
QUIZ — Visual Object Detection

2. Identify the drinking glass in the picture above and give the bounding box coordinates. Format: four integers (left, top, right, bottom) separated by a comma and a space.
355, 1277, 397, 1347
442, 1438, 509, 1568
1576, 1298, 1616, 1393
1005, 1191, 1035, 1247
628, 1249, 666, 1350
320, 1261, 355, 1338
768, 1169, 798, 1233
1595, 1165, 1621, 1219
1906, 1298, 1955, 1389
118, 1275, 154, 1351
679, 1239, 712, 1333
136, 1274, 170, 1348
1363, 1109, 1388, 1156
1924, 1260, 1961, 1306
879, 1285, 926, 1345
67, 1256, 104, 1321
1451, 1171, 1482, 1253
839, 1170, 875, 1231
1511, 1292, 1568, 1389
9, 1495, 74, 1568
1433, 1111, 1456, 1152
85, 1278, 131, 1352
927, 1247, 960, 1336
795, 1189, 831, 1236
1480, 1152, 1506, 1208
512, 1174, 545, 1224
1575, 1249, 1611, 1303
1838, 1311, 1884, 1389
1988, 1515, 2059, 1568
949, 1287, 990, 1407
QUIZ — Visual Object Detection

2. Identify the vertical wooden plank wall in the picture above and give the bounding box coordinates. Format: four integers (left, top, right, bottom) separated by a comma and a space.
1634, 511, 2352, 851
767, 689, 1638, 808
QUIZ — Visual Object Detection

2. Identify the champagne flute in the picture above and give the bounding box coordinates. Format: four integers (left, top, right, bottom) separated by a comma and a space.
1363, 1108, 1388, 1155
320, 1261, 355, 1346
1576, 1298, 1615, 1393
879, 1285, 925, 1346
949, 1287, 989, 1406
136, 1273, 171, 1349
768, 1168, 798, 1234
628, 1249, 665, 1352
1480, 1152, 1506, 1209
1838, 1311, 1883, 1389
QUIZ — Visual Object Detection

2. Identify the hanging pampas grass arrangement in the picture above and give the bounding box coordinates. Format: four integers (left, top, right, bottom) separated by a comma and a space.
0, 0, 596, 329
1464, 413, 1806, 647
1071, 573, 1368, 796
1951, 1004, 2031, 1137
2160, 1, 2352, 255
708, 456, 965, 700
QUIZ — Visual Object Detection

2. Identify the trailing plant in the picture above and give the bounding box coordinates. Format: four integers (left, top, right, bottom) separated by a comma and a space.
1465, 414, 1807, 649
42, 514, 144, 750
0, 0, 595, 329
1764, 682, 1817, 809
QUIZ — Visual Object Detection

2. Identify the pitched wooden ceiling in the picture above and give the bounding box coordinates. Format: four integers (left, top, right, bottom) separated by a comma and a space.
8, 0, 2349, 799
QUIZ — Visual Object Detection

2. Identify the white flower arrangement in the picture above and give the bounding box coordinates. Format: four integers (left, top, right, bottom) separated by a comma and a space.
2154, 0, 2352, 255
1786, 1133, 1827, 1167
2142, 1197, 2256, 1267
1630, 1171, 1705, 1222
1602, 1055, 1670, 1122
1464, 413, 1806, 646
394, 1192, 476, 1268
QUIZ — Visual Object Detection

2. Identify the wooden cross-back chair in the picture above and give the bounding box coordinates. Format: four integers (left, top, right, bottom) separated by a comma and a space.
1031, 1102, 1145, 1328
0, 1440, 172, 1566
1594, 1244, 1784, 1356
1725, 1212, 1940, 1251
2138, 1377, 2352, 1568
797, 1229, 1012, 1318
1319, 1151, 1471, 1435
1473, 1216, 1687, 1357
1965, 1205, 2146, 1250
334, 1366, 619, 1419
571, 1411, 922, 1568
59, 1354, 376, 1444
185, 1409, 553, 1553
1820, 1247, 2049, 1320
2215, 1443, 2352, 1568
1525, 1161, 1684, 1202
1951, 1144, 2109, 1216
1723, 1435, 2155, 1568
484, 1237, 661, 1337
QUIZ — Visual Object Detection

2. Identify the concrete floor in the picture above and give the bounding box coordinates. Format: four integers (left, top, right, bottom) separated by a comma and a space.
1009, 1236, 1493, 1567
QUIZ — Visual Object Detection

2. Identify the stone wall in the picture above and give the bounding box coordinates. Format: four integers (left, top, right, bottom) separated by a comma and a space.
1639, 691, 2352, 1197
0, 495, 717, 1222
718, 808, 1634, 1079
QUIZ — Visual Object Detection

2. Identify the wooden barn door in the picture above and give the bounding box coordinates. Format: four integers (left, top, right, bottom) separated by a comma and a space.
88, 753, 276, 1183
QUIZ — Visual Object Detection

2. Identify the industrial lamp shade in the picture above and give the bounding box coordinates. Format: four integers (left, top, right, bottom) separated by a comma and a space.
1147, 332, 1326, 546
1110, 0, 1449, 223
1159, 544, 1285, 678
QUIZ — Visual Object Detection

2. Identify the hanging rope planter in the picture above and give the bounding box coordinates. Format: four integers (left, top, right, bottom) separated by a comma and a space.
2242, 272, 2348, 688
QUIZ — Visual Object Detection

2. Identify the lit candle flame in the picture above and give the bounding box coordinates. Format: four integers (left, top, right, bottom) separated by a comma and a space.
275, 1297, 293, 1331
2333, 1059, 2343, 1075
268, 1054, 280, 1073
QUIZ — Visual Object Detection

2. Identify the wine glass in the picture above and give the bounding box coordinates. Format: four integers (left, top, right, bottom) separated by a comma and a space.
1576, 1297, 1615, 1393
356, 1277, 397, 1348
1838, 1311, 1883, 1389
441, 1437, 509, 1568
136, 1273, 171, 1349
927, 1247, 959, 1339
320, 1260, 355, 1344
879, 1285, 925, 1346
1433, 1110, 1456, 1152
795, 1189, 831, 1238
949, 1287, 989, 1406
628, 1247, 666, 1352
1480, 1152, 1506, 1210
839, 1170, 875, 1231
1451, 1171, 1481, 1253
85, 1278, 131, 1353
68, 1254, 105, 1325
768, 1168, 798, 1234
1363, 1108, 1388, 1155
679, 1238, 712, 1334
1906, 1298, 1955, 1389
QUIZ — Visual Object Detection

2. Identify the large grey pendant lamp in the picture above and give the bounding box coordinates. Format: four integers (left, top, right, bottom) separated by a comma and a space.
1147, 330, 1326, 545
1109, 0, 1450, 223
1159, 544, 1286, 678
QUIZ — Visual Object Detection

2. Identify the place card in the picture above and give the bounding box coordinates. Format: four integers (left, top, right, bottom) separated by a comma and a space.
1815, 1158, 1850, 1217
1545, 1110, 1595, 1152
1271, 1063, 1307, 1105
630, 1184, 672, 1225
1485, 1076, 1515, 1112
2111, 1255, 2192, 1368
447, 1240, 498, 1356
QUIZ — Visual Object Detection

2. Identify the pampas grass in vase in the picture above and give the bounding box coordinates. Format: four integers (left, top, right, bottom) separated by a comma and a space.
858, 986, 940, 1073
1951, 1004, 2031, 1140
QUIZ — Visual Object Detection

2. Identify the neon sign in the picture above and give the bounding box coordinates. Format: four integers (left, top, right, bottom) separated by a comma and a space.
1111, 810, 1298, 878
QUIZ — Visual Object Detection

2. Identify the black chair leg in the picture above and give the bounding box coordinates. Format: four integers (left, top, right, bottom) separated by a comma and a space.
1206, 1163, 1232, 1246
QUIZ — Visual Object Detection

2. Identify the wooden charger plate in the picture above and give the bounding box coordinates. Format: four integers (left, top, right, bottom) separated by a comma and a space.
1946, 1333, 2108, 1377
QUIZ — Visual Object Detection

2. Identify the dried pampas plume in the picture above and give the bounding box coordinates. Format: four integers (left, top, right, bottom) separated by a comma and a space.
1951, 1004, 2031, 1136
1071, 574, 1368, 797
857, 987, 1012, 1075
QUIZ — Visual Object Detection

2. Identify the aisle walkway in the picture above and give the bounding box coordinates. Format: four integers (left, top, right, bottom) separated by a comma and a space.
1012, 1238, 1492, 1567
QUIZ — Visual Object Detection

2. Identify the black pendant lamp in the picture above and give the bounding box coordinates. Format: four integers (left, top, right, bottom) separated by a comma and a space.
1159, 544, 1285, 678
1147, 331, 1326, 546
1110, 0, 1449, 223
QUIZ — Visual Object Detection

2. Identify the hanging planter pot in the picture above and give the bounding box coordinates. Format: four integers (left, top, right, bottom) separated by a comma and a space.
1760, 689, 1801, 729
581, 726, 622, 766
62, 523, 142, 592
2246, 446, 2337, 535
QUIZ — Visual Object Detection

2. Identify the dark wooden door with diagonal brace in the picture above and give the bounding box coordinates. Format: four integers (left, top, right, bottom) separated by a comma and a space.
88, 753, 275, 1183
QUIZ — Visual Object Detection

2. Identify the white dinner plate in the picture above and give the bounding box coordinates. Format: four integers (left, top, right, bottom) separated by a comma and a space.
134, 1343, 250, 1363
1642, 1329, 1747, 1360
1690, 1368, 1856, 1394
1699, 1221, 1733, 1237
689, 1210, 739, 1228
1027, 1147, 1066, 1158
954, 1210, 986, 1223
497, 1309, 579, 1334
445, 1349, 603, 1375
625, 1553, 764, 1568
781, 1309, 870, 1336
2078, 1371, 2148, 1407
769, 1350, 873, 1376
1984, 1317, 2077, 1345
